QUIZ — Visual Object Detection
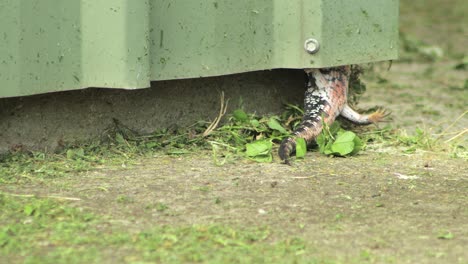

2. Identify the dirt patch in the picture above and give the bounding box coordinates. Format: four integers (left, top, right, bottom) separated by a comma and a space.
3, 151, 466, 263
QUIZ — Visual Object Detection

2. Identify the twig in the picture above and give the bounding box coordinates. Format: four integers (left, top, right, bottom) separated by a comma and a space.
207, 141, 238, 150
203, 91, 229, 137
437, 110, 467, 140
433, 131, 463, 136
285, 116, 302, 127
445, 128, 468, 143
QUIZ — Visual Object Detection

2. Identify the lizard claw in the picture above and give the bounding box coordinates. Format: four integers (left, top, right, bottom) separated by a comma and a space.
368, 108, 391, 123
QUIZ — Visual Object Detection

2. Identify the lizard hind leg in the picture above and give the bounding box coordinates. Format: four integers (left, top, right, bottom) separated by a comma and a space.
340, 104, 390, 125
278, 66, 351, 164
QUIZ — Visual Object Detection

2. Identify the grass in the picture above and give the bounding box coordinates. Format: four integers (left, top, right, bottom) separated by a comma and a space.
1, 99, 465, 184
2, 192, 410, 263
0, 193, 313, 263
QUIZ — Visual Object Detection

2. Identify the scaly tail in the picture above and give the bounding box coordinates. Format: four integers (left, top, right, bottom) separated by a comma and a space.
279, 66, 351, 164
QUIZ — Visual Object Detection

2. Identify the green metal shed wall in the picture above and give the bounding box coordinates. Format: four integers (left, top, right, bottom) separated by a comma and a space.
0, 0, 398, 98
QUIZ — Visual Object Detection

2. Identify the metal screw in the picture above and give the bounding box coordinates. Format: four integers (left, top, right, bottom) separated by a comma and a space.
304, 38, 320, 54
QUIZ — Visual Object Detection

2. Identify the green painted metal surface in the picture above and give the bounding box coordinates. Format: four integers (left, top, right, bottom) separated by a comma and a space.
0, 0, 398, 98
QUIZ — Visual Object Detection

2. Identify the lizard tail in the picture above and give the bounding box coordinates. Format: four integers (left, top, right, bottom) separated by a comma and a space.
278, 119, 324, 164
278, 137, 296, 164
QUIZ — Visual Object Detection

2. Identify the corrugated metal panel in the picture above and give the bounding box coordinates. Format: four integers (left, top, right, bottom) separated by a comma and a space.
0, 0, 398, 98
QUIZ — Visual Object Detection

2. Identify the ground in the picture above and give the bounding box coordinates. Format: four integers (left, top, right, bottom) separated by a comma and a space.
1, 0, 467, 263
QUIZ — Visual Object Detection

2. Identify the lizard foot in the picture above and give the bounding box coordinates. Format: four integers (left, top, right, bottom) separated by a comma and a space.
368, 108, 391, 123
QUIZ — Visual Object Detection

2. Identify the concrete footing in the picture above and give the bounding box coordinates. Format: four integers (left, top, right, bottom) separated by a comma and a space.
0, 70, 304, 153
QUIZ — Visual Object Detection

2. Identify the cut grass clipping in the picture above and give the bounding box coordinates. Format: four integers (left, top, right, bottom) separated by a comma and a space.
1, 104, 463, 183
1, 105, 365, 183
0, 192, 308, 263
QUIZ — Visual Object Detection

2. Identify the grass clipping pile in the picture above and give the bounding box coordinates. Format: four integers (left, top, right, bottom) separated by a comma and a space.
105, 66, 372, 164
0, 66, 464, 183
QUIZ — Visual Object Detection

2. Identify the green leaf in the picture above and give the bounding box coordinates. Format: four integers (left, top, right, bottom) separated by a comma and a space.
246, 140, 272, 157
317, 133, 334, 155
145, 141, 159, 149
267, 118, 288, 134
245, 140, 272, 163
329, 122, 342, 135
331, 131, 357, 156
437, 232, 454, 240
115, 133, 126, 145
66, 148, 85, 160
0, 228, 11, 247
66, 149, 74, 159
24, 204, 35, 216
456, 55, 468, 70
323, 143, 335, 155
316, 134, 327, 153
233, 109, 249, 122
295, 138, 307, 159
351, 135, 363, 155
249, 154, 273, 163
249, 119, 260, 127
316, 123, 363, 157
76, 148, 85, 157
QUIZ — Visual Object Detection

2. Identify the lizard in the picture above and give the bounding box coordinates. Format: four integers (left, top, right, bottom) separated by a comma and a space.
278, 65, 389, 164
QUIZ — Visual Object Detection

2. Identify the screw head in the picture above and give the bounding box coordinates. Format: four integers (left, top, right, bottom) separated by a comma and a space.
304, 38, 320, 54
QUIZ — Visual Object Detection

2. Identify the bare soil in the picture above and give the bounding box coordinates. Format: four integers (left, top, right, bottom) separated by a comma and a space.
3, 150, 467, 263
